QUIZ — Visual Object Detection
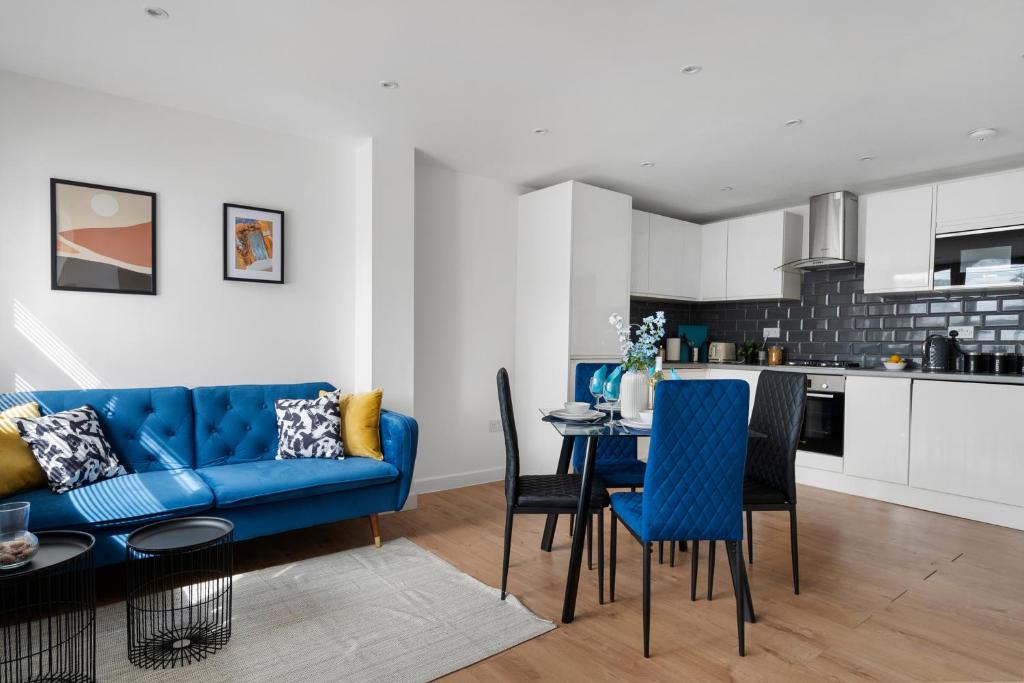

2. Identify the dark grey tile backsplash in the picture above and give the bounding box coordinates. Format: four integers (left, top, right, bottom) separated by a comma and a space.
631, 264, 1024, 368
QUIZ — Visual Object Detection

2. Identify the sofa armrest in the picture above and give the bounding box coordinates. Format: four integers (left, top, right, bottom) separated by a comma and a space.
379, 410, 418, 510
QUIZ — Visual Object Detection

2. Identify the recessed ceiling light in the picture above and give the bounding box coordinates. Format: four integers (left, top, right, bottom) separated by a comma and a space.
784, 119, 804, 127
640, 161, 656, 168
967, 127, 998, 141
378, 80, 400, 89
858, 155, 875, 161
720, 186, 734, 191
144, 7, 169, 18
532, 128, 549, 135
680, 65, 702, 75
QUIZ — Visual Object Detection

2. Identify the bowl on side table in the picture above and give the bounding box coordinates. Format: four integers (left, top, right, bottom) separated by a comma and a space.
0, 502, 39, 570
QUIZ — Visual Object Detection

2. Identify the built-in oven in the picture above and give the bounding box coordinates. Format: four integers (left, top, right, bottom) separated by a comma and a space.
799, 374, 844, 457
934, 224, 1024, 290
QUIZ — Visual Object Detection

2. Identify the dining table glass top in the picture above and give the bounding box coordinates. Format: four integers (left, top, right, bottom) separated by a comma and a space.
544, 415, 766, 440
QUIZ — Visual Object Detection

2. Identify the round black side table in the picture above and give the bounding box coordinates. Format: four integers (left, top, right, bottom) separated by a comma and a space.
125, 517, 234, 669
0, 530, 96, 683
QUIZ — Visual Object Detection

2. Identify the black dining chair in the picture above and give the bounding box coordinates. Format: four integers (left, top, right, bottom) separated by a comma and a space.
496, 368, 610, 603
699, 370, 807, 598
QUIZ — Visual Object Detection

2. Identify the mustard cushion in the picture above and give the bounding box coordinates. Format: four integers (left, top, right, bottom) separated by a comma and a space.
0, 402, 47, 497
320, 389, 384, 460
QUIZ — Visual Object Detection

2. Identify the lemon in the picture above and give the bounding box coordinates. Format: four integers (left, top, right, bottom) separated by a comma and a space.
888, 354, 902, 363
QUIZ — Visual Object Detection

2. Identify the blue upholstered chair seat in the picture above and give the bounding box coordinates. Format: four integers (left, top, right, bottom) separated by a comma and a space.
608, 491, 644, 537
196, 458, 399, 509
14, 469, 214, 531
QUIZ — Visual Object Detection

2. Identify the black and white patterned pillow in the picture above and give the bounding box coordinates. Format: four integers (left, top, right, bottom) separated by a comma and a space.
15, 405, 128, 494
275, 396, 344, 460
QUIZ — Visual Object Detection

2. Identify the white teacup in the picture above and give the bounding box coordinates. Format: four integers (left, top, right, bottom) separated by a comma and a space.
564, 402, 590, 414
637, 409, 654, 425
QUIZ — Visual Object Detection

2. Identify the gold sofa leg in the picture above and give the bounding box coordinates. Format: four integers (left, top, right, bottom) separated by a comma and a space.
369, 514, 382, 548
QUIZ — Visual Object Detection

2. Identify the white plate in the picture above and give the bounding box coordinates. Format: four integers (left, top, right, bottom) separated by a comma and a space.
595, 402, 620, 412
548, 409, 603, 421
619, 418, 652, 430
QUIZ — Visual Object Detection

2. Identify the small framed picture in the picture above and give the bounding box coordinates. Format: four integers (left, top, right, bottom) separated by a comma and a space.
51, 178, 157, 295
224, 204, 284, 284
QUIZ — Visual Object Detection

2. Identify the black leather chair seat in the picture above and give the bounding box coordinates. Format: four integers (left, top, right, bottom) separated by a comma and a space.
516, 474, 609, 509
743, 477, 789, 505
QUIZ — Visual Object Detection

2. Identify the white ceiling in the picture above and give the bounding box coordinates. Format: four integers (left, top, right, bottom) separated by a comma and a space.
2, 0, 1023, 222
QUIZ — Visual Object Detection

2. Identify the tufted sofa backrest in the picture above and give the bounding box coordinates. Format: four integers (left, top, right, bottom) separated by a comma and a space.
0, 387, 195, 472
192, 382, 336, 468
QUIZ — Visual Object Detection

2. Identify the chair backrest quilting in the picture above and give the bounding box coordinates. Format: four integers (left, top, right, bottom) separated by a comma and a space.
745, 371, 806, 502
496, 368, 519, 504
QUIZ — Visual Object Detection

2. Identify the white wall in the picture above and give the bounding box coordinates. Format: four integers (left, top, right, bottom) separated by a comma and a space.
412, 163, 520, 493
0, 71, 356, 392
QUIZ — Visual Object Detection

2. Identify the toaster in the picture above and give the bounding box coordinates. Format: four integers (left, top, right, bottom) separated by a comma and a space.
707, 342, 736, 363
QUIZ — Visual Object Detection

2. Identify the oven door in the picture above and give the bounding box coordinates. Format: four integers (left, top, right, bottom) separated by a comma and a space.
934, 225, 1024, 289
800, 391, 844, 456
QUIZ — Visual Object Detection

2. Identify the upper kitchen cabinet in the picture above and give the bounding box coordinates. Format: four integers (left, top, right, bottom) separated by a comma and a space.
725, 210, 803, 300
936, 168, 1024, 233
630, 211, 701, 300
630, 210, 651, 293
862, 185, 934, 293
699, 221, 728, 300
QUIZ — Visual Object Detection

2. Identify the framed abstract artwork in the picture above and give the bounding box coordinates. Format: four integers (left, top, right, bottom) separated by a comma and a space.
50, 178, 157, 295
223, 203, 284, 284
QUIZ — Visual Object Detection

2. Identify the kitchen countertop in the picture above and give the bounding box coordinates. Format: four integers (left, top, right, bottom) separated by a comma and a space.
663, 361, 1024, 386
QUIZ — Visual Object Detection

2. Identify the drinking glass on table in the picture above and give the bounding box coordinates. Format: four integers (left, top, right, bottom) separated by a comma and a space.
603, 376, 620, 424
588, 375, 604, 407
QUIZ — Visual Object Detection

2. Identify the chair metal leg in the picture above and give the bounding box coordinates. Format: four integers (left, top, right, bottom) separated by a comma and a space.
587, 515, 594, 570
728, 542, 756, 624
746, 508, 753, 564
679, 540, 688, 553
690, 540, 700, 601
789, 507, 800, 595
597, 512, 605, 605
707, 540, 716, 601
670, 540, 675, 567
658, 541, 664, 565
609, 510, 617, 602
642, 541, 652, 658
725, 541, 746, 656
501, 506, 514, 600
569, 513, 575, 537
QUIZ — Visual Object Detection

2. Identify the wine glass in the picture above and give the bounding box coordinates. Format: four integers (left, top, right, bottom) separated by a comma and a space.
588, 374, 605, 408
603, 375, 621, 424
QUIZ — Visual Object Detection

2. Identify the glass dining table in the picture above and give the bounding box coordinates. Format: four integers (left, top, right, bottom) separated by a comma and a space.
538, 415, 764, 624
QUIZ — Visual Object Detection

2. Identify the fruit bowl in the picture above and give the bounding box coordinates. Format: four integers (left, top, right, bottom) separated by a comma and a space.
882, 360, 907, 371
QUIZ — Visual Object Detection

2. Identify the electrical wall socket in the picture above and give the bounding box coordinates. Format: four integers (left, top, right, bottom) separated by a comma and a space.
948, 326, 974, 339
489, 419, 502, 433
763, 327, 781, 339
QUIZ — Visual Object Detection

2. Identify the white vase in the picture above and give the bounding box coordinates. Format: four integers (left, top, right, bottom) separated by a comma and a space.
619, 369, 649, 419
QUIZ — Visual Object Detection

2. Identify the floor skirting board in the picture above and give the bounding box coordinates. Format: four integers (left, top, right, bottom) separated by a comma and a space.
796, 466, 1024, 531
412, 466, 505, 495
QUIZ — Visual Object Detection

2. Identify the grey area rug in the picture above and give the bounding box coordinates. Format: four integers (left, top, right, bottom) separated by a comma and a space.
96, 537, 554, 682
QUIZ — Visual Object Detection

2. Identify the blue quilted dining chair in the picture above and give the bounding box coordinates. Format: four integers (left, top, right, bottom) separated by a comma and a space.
608, 379, 753, 657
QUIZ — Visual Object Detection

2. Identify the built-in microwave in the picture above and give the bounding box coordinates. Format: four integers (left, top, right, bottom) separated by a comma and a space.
933, 225, 1024, 290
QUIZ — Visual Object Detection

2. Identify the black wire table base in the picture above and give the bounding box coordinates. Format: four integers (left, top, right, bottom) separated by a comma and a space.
126, 518, 234, 671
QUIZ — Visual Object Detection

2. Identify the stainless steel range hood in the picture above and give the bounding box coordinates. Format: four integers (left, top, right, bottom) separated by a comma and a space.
778, 191, 859, 272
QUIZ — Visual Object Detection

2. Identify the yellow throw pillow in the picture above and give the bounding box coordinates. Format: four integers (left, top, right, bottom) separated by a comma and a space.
0, 402, 47, 497
319, 389, 385, 460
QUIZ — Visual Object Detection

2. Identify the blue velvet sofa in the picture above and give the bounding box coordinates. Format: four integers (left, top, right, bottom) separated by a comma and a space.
0, 382, 418, 566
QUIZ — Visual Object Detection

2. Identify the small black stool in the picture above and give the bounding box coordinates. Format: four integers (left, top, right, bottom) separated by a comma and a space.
126, 517, 234, 669
0, 530, 96, 682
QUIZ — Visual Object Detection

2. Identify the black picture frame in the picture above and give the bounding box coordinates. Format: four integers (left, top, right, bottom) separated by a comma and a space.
50, 178, 157, 295
223, 203, 285, 284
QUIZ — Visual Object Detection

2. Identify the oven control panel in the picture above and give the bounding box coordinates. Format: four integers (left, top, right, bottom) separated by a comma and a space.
805, 374, 845, 393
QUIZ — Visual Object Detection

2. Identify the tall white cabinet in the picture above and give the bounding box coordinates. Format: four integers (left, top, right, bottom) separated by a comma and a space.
515, 181, 631, 474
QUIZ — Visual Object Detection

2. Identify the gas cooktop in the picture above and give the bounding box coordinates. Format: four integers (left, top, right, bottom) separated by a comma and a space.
784, 360, 861, 368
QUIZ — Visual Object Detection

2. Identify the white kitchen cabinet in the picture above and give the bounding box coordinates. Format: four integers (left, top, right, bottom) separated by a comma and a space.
630, 211, 701, 300
843, 376, 911, 484
862, 185, 934, 293
936, 168, 1024, 233
705, 368, 760, 418
699, 221, 728, 300
648, 214, 701, 300
630, 210, 650, 294
909, 380, 1024, 506
725, 211, 802, 300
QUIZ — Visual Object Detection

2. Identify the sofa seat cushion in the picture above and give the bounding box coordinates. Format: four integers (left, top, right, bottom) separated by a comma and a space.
12, 469, 213, 531
196, 458, 400, 509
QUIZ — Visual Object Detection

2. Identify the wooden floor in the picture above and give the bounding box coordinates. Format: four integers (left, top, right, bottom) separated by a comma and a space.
97, 482, 1024, 681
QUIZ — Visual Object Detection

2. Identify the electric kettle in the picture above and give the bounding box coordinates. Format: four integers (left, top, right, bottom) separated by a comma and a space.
923, 330, 960, 372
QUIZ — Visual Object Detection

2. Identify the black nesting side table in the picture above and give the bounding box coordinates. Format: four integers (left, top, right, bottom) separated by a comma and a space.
0, 530, 96, 683
125, 517, 234, 670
